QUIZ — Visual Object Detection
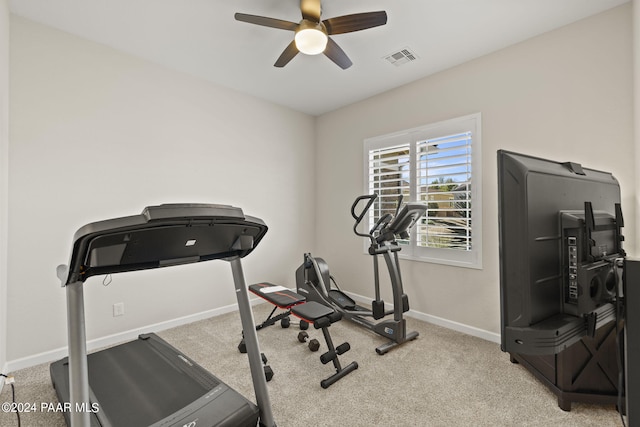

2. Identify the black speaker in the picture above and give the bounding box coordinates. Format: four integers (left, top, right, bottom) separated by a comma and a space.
624, 258, 640, 426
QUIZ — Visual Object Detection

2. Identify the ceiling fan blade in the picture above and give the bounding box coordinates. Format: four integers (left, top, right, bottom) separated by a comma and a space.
234, 13, 298, 31
300, 0, 322, 22
274, 40, 300, 67
323, 11, 387, 35
324, 37, 352, 69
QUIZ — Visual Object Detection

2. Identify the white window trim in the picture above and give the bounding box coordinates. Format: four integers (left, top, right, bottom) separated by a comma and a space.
363, 113, 482, 270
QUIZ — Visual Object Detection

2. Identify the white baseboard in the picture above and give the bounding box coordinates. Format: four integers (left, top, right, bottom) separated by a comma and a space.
5, 289, 500, 373
344, 290, 501, 344
407, 309, 501, 344
5, 297, 265, 373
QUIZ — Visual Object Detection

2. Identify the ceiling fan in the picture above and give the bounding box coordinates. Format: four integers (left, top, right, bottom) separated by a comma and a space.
235, 0, 387, 69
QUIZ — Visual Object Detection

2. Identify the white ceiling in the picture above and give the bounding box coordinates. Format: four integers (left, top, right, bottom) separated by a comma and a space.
9, 0, 630, 116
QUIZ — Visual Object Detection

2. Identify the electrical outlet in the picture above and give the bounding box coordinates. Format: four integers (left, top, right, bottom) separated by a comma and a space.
113, 302, 125, 317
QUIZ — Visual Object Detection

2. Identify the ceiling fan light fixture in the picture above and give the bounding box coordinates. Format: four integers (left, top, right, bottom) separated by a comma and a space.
235, 4, 387, 69
294, 21, 328, 55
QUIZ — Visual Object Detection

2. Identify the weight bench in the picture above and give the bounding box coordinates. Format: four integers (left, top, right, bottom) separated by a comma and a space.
243, 282, 358, 388
250, 282, 307, 330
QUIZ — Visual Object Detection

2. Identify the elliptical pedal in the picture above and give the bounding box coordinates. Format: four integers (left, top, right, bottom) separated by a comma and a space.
328, 289, 356, 310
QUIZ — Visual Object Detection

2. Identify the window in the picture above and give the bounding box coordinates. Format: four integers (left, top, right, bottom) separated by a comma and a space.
364, 113, 482, 269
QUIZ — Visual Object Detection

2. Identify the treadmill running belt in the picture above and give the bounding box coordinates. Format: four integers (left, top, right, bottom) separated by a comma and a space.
88, 336, 217, 425
51, 333, 259, 427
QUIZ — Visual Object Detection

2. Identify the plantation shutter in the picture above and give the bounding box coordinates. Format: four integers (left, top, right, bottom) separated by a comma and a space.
363, 113, 481, 269
367, 143, 411, 237
416, 132, 472, 250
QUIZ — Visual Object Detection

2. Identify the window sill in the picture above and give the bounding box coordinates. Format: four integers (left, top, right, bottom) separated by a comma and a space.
397, 252, 483, 270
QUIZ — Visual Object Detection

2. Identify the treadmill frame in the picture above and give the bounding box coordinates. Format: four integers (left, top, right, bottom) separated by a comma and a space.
56, 203, 275, 427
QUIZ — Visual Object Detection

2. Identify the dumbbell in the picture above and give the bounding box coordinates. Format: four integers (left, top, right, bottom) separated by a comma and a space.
297, 331, 320, 352
282, 317, 309, 329
261, 353, 274, 382
281, 317, 290, 328
239, 343, 273, 380
264, 365, 274, 382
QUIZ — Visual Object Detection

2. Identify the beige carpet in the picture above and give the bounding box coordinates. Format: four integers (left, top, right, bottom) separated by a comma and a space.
0, 303, 624, 426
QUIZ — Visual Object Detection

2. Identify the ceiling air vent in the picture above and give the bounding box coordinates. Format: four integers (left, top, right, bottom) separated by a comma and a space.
384, 47, 418, 67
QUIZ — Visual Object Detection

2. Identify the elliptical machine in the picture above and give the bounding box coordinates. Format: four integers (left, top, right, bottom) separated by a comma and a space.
296, 194, 427, 355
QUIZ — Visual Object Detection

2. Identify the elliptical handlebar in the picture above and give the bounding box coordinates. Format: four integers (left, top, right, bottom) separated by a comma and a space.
351, 193, 428, 246
351, 194, 377, 222
370, 213, 392, 236
351, 194, 377, 238
394, 194, 403, 217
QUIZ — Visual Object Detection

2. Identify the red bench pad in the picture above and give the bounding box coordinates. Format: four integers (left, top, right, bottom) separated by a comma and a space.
249, 282, 306, 308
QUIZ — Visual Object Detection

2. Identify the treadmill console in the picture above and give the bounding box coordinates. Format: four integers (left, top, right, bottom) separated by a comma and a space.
64, 203, 268, 284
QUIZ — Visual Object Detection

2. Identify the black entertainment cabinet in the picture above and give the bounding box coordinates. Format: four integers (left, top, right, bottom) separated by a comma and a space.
510, 318, 621, 411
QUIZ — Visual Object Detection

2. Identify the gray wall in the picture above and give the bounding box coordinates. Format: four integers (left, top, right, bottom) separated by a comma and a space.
635, 0, 640, 247
8, 16, 316, 363
0, 0, 9, 376
314, 5, 633, 336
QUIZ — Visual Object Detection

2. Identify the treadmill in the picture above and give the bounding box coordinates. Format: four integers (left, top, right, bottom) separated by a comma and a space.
49, 203, 276, 427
